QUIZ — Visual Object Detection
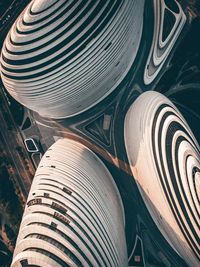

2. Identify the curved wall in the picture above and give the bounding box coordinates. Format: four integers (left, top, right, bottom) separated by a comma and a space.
143, 0, 186, 85
0, 0, 144, 118
12, 138, 127, 267
124, 91, 200, 267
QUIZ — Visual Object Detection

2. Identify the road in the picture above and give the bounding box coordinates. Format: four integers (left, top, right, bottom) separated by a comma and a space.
0, 87, 34, 199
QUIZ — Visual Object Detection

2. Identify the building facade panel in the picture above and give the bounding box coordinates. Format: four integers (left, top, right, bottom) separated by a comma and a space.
124, 91, 200, 267
1, 0, 145, 118
12, 138, 127, 267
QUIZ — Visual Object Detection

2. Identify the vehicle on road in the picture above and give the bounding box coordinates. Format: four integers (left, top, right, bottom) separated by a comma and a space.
24, 138, 39, 153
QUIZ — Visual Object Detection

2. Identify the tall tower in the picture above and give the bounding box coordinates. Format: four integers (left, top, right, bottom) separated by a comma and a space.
0, 0, 145, 118
124, 91, 200, 267
12, 139, 128, 267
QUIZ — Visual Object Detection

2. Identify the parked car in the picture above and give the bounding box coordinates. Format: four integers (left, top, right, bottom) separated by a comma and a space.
24, 138, 39, 153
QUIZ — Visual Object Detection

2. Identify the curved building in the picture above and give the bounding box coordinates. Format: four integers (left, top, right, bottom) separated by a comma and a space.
124, 91, 200, 267
12, 138, 127, 267
0, 0, 144, 119
143, 0, 186, 85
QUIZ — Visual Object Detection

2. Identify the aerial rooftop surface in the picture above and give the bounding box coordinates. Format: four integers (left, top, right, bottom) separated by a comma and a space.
0, 0, 200, 266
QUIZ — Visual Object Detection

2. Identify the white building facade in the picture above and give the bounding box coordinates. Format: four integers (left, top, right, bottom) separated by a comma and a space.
124, 91, 200, 267
12, 139, 128, 267
0, 0, 145, 118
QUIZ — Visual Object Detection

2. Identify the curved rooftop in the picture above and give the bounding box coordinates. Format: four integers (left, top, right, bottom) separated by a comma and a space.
12, 138, 127, 267
143, 0, 186, 85
0, 0, 145, 119
124, 91, 200, 267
